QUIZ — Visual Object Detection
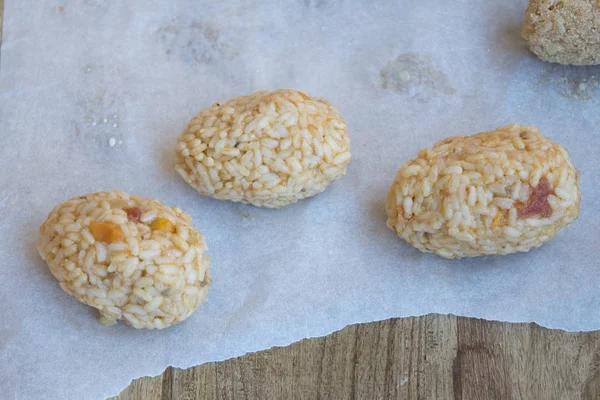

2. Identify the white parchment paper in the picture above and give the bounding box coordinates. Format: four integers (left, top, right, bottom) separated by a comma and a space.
1, 0, 599, 398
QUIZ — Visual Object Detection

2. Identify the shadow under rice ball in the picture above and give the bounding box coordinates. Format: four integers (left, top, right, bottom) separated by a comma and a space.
175, 89, 352, 208
386, 125, 580, 259
37, 191, 210, 329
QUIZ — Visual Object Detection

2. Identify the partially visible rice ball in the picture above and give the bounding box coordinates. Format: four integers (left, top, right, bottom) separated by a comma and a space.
37, 191, 210, 329
176, 89, 351, 208
522, 0, 600, 65
386, 125, 580, 259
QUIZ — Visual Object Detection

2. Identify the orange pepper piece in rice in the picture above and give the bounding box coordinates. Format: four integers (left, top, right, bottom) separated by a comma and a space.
90, 222, 125, 243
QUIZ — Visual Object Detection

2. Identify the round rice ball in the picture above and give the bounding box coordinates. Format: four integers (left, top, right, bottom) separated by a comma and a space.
175, 89, 352, 208
385, 125, 581, 259
37, 191, 210, 329
522, 0, 600, 65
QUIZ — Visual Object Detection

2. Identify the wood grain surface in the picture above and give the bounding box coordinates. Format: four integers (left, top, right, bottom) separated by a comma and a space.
111, 314, 600, 400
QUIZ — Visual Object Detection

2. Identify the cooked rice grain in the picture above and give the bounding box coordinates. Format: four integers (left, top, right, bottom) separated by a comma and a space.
38, 191, 210, 329
386, 125, 581, 259
176, 89, 351, 208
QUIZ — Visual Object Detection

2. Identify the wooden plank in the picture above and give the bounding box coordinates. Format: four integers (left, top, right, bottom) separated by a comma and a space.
114, 375, 163, 400
110, 314, 600, 400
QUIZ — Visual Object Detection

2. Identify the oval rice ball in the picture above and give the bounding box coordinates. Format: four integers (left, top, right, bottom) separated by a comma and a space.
385, 124, 581, 259
175, 89, 351, 208
37, 191, 210, 329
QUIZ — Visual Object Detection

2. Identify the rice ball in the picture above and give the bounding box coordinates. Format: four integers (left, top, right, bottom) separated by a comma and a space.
386, 125, 580, 259
37, 191, 210, 329
175, 89, 351, 208
522, 0, 600, 65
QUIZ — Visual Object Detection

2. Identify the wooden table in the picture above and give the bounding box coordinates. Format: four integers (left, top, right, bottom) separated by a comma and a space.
111, 314, 600, 400
2, 4, 598, 400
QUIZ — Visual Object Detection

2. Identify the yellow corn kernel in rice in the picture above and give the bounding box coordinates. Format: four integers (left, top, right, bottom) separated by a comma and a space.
150, 217, 175, 233
492, 210, 505, 227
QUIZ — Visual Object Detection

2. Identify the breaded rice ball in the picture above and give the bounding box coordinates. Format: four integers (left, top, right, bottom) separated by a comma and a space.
522, 0, 600, 65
